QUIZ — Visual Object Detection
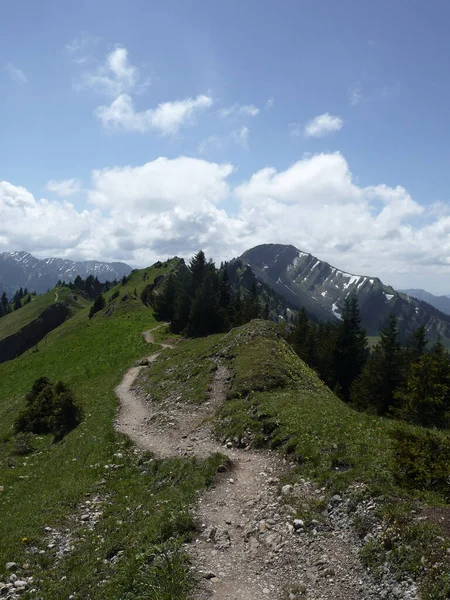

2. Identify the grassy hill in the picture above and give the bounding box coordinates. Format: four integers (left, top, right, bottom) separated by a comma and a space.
138, 320, 450, 599
0, 288, 89, 342
0, 259, 226, 599
0, 265, 449, 598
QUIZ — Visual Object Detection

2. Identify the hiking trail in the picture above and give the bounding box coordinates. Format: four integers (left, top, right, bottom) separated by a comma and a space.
115, 324, 413, 600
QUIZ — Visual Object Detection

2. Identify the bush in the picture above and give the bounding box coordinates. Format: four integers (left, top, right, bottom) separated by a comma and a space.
13, 432, 35, 455
14, 377, 83, 442
390, 426, 450, 494
89, 294, 106, 319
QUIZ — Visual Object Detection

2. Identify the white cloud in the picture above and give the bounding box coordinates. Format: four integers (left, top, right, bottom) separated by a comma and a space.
198, 127, 250, 154
265, 97, 275, 110
304, 113, 344, 138
349, 83, 362, 106
219, 103, 260, 118
5, 63, 27, 84
5, 153, 450, 292
75, 47, 144, 96
232, 126, 249, 149
96, 93, 213, 135
65, 31, 100, 55
45, 179, 81, 197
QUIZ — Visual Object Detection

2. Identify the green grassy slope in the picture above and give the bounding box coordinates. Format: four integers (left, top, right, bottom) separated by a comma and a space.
139, 319, 450, 598
0, 287, 90, 341
0, 259, 227, 599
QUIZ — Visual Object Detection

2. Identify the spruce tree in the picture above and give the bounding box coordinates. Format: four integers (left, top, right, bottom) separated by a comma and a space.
1, 292, 8, 312
334, 293, 368, 401
171, 273, 192, 334
154, 273, 176, 322
189, 250, 207, 295
395, 347, 450, 428
291, 308, 311, 363
351, 314, 403, 414
188, 269, 221, 336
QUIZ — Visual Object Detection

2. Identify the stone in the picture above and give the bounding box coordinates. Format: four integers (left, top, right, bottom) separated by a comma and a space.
293, 519, 304, 530
281, 485, 293, 496
14, 580, 28, 589
5, 564, 17, 572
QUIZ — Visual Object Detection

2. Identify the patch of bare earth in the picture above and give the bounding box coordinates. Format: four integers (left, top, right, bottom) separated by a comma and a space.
114, 325, 396, 600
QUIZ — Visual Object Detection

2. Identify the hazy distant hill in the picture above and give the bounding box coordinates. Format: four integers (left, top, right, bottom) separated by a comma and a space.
0, 251, 132, 297
400, 288, 450, 316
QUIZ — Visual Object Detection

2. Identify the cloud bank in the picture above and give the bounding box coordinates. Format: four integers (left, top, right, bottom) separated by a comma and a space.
2, 152, 450, 291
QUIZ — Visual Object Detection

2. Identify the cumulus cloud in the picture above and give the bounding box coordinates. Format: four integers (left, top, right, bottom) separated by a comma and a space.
75, 47, 144, 96
45, 179, 81, 197
219, 103, 260, 118
96, 93, 213, 135
3, 153, 450, 291
304, 113, 344, 137
5, 63, 27, 84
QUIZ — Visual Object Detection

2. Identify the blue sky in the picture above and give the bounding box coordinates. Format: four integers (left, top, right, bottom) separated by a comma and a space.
2, 0, 450, 292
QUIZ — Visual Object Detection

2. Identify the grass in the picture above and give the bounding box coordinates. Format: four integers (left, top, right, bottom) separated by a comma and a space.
0, 287, 89, 341
137, 319, 450, 598
0, 260, 229, 598
136, 334, 223, 405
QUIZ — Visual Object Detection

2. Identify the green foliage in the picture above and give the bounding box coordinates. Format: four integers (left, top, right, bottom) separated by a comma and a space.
12, 431, 35, 455
390, 426, 450, 494
14, 377, 83, 441
88, 294, 106, 319
334, 293, 368, 401
394, 349, 450, 428
351, 315, 405, 414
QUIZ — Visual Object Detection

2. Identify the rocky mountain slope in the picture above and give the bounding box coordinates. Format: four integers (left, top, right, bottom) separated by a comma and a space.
400, 288, 450, 316
240, 243, 450, 341
0, 252, 131, 297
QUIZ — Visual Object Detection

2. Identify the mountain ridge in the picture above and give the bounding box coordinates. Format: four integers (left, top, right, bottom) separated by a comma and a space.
239, 243, 450, 342
400, 288, 450, 316
0, 251, 132, 297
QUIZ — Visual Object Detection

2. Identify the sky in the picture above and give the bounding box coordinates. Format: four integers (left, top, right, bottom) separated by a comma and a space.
2, 0, 450, 293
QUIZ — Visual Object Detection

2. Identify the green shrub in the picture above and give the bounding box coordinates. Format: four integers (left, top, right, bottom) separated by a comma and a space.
14, 377, 83, 442
390, 426, 450, 494
13, 431, 35, 455
89, 294, 106, 319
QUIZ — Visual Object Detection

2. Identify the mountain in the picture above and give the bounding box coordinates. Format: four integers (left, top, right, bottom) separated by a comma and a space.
400, 288, 450, 316
239, 243, 450, 342
0, 251, 132, 297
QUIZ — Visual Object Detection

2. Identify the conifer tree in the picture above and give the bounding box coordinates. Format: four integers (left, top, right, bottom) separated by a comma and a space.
334, 293, 368, 401
188, 269, 221, 336
154, 273, 177, 322
351, 314, 403, 414
189, 250, 207, 294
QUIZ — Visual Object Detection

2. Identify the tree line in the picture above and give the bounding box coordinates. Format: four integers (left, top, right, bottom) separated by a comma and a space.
0, 287, 34, 318
145, 250, 262, 337
289, 293, 450, 429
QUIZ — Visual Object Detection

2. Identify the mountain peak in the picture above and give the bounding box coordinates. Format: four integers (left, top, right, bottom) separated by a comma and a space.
0, 252, 132, 297
239, 243, 450, 341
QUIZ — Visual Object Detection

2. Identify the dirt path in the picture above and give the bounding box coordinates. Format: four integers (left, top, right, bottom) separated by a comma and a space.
114, 325, 402, 600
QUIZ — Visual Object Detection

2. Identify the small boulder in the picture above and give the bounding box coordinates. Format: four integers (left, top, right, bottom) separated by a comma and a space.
5, 564, 17, 572
281, 484, 293, 496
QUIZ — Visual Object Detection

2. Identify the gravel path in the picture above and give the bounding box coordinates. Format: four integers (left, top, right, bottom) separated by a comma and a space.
114, 325, 419, 600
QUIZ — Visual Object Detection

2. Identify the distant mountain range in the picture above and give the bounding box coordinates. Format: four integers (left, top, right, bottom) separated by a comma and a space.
239, 244, 450, 342
0, 251, 132, 297
400, 289, 450, 316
